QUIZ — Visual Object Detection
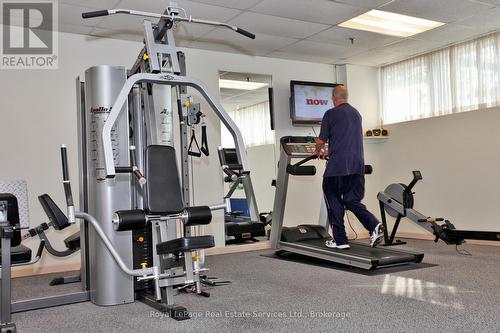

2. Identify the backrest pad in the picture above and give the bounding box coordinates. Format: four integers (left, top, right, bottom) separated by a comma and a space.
145, 145, 184, 214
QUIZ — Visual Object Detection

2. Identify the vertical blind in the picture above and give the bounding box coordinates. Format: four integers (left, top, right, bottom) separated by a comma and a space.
382, 31, 500, 124
221, 101, 274, 147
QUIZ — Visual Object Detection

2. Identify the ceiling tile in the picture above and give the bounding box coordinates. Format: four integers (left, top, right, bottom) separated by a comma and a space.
329, 0, 393, 8
266, 50, 341, 64
455, 6, 500, 33
182, 39, 251, 55
118, 0, 242, 22
188, 29, 298, 56
378, 38, 444, 57
116, 0, 171, 13
308, 26, 401, 49
343, 49, 406, 66
89, 27, 144, 42
470, 0, 500, 5
176, 39, 192, 47
57, 23, 94, 36
226, 12, 330, 39
58, 3, 106, 27
173, 23, 217, 42
59, 0, 120, 9
250, 0, 365, 25
416, 24, 482, 45
277, 40, 362, 60
95, 12, 146, 30
380, 0, 495, 23
190, 0, 263, 10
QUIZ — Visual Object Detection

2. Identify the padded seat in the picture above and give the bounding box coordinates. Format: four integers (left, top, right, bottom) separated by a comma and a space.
225, 221, 265, 238
156, 236, 215, 255
64, 232, 80, 251
0, 244, 32, 265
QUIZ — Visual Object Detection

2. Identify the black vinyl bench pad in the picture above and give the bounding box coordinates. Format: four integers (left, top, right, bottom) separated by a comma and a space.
64, 232, 80, 251
156, 236, 215, 255
0, 245, 32, 265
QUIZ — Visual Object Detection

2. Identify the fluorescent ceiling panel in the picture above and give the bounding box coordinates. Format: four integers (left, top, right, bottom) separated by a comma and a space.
339, 10, 445, 37
219, 79, 269, 90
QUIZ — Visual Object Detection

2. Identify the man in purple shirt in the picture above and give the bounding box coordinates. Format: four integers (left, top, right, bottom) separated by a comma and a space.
315, 85, 383, 249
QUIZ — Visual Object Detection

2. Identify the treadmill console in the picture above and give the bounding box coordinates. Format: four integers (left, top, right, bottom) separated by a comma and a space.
280, 136, 327, 157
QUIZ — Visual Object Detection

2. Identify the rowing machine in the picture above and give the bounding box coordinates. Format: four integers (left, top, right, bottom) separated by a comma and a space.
377, 171, 500, 246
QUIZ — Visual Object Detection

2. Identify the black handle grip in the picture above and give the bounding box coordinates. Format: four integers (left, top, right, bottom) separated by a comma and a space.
133, 169, 146, 185
61, 145, 69, 182
188, 151, 202, 158
36, 240, 46, 258
60, 145, 74, 208
236, 27, 256, 39
418, 218, 444, 222
287, 165, 316, 176
82, 10, 109, 19
296, 154, 318, 167
116, 166, 133, 173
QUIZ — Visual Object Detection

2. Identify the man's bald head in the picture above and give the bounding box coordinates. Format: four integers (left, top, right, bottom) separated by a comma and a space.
333, 84, 349, 103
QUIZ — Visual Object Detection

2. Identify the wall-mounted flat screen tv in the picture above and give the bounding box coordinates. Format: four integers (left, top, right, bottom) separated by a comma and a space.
290, 80, 339, 125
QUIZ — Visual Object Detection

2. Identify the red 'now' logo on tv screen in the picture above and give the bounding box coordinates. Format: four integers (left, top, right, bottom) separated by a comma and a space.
305, 99, 328, 105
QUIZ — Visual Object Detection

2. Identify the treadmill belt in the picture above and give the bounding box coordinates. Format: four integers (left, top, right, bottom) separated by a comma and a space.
280, 238, 423, 269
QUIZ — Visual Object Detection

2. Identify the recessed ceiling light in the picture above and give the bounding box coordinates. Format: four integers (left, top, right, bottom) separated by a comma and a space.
338, 10, 445, 38
219, 79, 269, 90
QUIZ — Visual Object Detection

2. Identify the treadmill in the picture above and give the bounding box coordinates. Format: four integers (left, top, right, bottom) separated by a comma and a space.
218, 147, 266, 244
269, 136, 424, 270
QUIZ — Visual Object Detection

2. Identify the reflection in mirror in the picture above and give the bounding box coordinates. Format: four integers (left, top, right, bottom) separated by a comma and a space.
218, 71, 276, 246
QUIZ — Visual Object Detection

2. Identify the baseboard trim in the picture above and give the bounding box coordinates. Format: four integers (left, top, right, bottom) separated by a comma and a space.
205, 241, 271, 256
12, 262, 81, 278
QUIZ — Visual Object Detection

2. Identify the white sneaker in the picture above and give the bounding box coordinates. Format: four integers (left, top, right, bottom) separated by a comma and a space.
325, 240, 350, 249
370, 223, 384, 247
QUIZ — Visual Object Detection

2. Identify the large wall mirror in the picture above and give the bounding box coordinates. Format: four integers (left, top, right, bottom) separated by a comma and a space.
218, 71, 276, 246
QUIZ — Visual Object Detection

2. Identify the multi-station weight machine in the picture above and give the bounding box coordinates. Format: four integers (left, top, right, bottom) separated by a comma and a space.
76, 2, 257, 317
0, 2, 258, 330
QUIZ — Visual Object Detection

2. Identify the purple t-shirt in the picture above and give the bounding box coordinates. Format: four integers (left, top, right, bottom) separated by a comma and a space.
319, 103, 365, 177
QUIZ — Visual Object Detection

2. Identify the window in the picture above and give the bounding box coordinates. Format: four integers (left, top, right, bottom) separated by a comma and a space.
382, 31, 500, 124
220, 101, 274, 147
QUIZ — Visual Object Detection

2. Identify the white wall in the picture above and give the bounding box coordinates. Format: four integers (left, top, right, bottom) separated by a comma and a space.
343, 63, 500, 238
0, 30, 143, 273
0, 29, 335, 273
367, 106, 500, 235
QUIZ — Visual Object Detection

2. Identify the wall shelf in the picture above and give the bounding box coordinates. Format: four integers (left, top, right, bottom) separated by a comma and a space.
363, 136, 389, 143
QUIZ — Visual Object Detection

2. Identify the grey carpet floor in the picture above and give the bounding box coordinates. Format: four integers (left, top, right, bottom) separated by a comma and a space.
9, 238, 500, 333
